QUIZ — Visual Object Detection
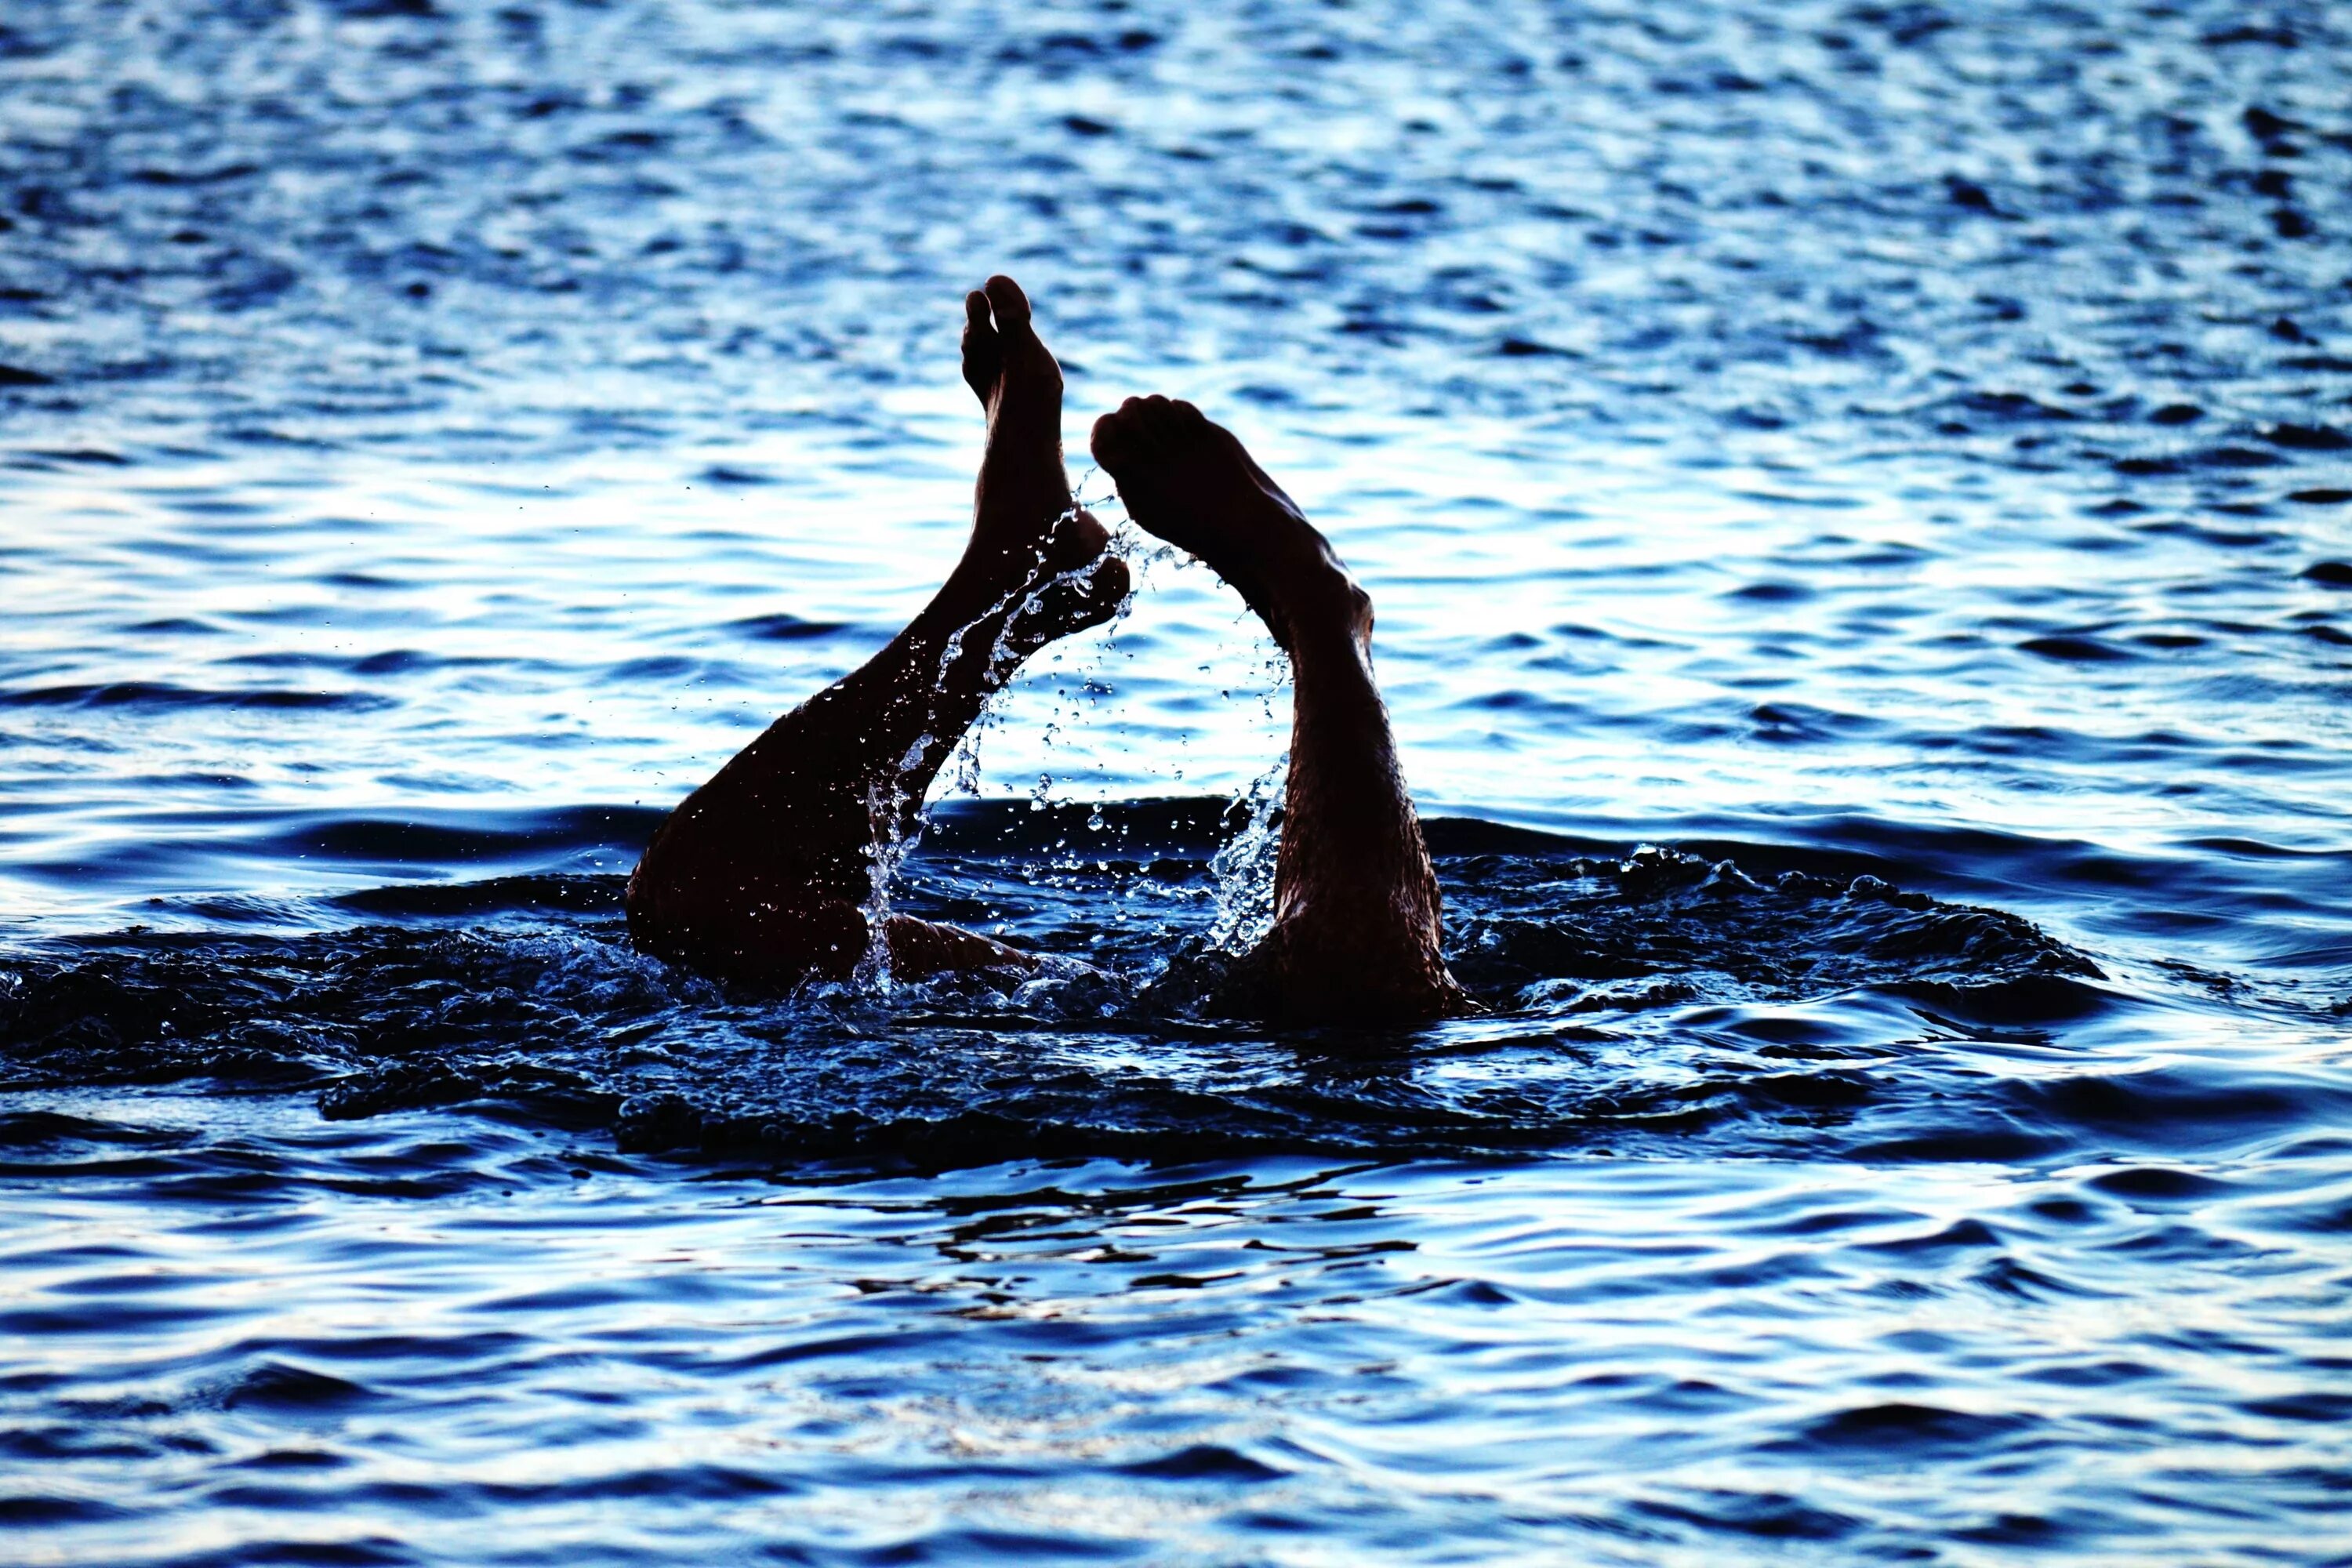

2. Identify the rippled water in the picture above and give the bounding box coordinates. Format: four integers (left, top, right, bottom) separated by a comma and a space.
5, 1, 2352, 1562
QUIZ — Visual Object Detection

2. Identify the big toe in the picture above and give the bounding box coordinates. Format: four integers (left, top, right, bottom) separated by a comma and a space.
982, 274, 1033, 331
1091, 398, 1165, 471
976, 274, 1058, 403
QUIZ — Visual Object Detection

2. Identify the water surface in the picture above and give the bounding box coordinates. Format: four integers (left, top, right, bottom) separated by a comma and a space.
4, 2, 2351, 1563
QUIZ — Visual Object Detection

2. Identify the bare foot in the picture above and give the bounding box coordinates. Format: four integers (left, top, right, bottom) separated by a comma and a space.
1091, 395, 1473, 1024
1087, 396, 1363, 652
951, 276, 1127, 644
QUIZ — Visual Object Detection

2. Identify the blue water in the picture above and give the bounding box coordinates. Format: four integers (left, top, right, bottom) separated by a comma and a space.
5, 1, 2352, 1562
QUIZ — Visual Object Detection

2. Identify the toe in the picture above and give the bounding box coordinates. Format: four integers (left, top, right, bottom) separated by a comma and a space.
1138, 395, 1195, 438
1093, 402, 1172, 470
982, 274, 1033, 331
961, 290, 1001, 402
1091, 405, 1143, 469
1167, 399, 1218, 444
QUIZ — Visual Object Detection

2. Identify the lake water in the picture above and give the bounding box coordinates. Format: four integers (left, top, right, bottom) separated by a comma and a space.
4, 2, 2351, 1563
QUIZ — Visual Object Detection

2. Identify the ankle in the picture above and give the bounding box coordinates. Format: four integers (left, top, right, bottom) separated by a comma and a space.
1263, 561, 1371, 655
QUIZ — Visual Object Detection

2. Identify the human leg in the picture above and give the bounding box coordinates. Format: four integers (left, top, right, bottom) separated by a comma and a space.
1088, 397, 1470, 1022
625, 277, 1127, 983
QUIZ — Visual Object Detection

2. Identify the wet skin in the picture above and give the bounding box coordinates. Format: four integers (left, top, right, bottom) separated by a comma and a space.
625, 276, 1127, 981
627, 278, 1469, 1020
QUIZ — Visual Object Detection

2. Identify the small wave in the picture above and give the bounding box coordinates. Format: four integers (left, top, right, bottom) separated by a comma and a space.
2005, 1065, 2352, 1153
1775, 1402, 2037, 1458
328, 873, 622, 919
0, 683, 389, 711
215, 1363, 375, 1414
253, 808, 660, 869
0, 823, 2197, 1172
724, 612, 856, 641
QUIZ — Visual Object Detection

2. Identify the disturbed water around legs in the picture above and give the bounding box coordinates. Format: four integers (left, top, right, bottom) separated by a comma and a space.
5, 1, 2352, 1563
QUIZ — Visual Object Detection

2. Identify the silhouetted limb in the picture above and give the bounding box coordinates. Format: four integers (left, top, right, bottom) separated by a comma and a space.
626, 277, 1127, 983
1091, 396, 1473, 1022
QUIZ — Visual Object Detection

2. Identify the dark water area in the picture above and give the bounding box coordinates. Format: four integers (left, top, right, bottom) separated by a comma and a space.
5, 1, 2352, 1563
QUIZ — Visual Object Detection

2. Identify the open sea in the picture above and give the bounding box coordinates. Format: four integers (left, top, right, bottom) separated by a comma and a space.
4, 2, 2351, 1562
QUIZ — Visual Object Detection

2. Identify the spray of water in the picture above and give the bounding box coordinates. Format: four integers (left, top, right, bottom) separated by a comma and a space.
852, 494, 1123, 988
855, 477, 1297, 978
1206, 753, 1287, 953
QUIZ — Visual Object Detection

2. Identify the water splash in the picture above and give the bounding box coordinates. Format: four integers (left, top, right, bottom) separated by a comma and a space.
5, 4, 2352, 1560
857, 509, 1130, 986
1207, 754, 1288, 953
851, 768, 924, 992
